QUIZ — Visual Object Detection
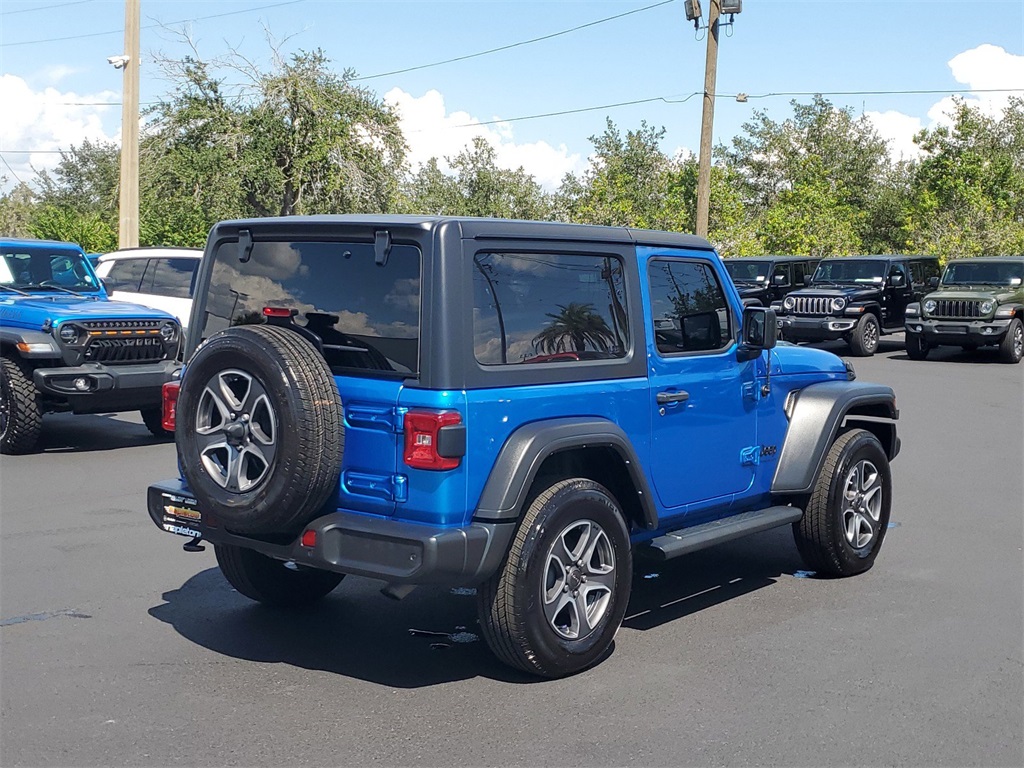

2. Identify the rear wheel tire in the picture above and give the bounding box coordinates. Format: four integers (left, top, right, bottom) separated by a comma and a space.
140, 406, 172, 437
477, 478, 632, 678
998, 318, 1023, 364
0, 356, 43, 455
848, 314, 880, 357
793, 429, 891, 577
905, 334, 929, 360
215, 543, 344, 607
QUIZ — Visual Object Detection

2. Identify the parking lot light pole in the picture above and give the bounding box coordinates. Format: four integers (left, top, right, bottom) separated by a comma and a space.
695, 0, 721, 239
117, 0, 140, 249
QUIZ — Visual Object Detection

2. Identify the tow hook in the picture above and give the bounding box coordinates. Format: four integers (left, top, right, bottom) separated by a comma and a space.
183, 535, 205, 553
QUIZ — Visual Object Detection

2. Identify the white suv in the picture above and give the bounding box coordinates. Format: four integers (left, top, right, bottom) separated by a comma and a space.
95, 248, 201, 335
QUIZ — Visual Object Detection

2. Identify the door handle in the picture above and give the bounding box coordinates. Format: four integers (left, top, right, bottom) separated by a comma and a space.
656, 390, 690, 404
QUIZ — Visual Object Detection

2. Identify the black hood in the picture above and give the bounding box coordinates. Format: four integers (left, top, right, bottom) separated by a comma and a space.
789, 285, 879, 302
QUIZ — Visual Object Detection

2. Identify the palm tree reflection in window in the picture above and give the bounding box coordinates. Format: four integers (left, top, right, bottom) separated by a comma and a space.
533, 302, 617, 355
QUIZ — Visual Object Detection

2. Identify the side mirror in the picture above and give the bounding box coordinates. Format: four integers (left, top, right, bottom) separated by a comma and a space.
890, 273, 906, 287
929, 276, 940, 288
803, 275, 812, 286
739, 306, 777, 359
772, 274, 788, 286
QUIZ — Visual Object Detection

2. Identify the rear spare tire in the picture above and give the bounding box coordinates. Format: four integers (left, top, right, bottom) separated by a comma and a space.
177, 325, 343, 535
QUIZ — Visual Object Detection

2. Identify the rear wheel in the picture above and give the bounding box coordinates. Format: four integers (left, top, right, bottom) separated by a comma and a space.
793, 429, 891, 577
905, 334, 929, 360
0, 356, 43, 455
477, 478, 632, 678
848, 314, 880, 357
215, 543, 343, 607
998, 318, 1023, 364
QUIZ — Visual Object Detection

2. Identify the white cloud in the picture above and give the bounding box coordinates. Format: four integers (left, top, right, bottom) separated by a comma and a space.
384, 88, 584, 190
866, 44, 1024, 161
0, 74, 118, 189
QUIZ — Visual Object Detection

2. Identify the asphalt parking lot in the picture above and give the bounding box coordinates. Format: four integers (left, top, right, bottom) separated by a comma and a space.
1, 338, 1022, 767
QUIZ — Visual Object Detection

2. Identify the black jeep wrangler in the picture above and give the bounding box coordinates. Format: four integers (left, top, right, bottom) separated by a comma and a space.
723, 256, 820, 307
774, 255, 940, 356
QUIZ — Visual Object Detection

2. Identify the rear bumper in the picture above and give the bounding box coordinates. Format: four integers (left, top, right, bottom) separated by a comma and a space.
905, 317, 1011, 345
147, 479, 515, 586
34, 361, 178, 412
779, 315, 858, 341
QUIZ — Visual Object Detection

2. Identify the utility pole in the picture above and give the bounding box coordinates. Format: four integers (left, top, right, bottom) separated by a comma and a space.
694, 0, 721, 239
117, 0, 140, 249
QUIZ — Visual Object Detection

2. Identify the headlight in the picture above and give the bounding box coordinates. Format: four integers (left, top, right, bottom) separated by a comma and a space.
159, 322, 179, 343
58, 324, 78, 344
924, 299, 937, 314
831, 297, 847, 312
783, 296, 796, 310
979, 300, 995, 314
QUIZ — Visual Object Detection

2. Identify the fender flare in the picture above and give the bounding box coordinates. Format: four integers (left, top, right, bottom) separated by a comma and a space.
772, 380, 899, 496
0, 328, 62, 358
473, 417, 658, 530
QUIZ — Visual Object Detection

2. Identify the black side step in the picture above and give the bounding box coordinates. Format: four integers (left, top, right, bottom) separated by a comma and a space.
643, 506, 803, 561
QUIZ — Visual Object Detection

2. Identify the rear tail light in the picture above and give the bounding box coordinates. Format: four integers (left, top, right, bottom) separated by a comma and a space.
403, 411, 464, 471
162, 380, 180, 432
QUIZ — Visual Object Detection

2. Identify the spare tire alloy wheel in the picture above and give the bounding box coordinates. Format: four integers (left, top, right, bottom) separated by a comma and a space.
196, 369, 277, 492
176, 325, 343, 536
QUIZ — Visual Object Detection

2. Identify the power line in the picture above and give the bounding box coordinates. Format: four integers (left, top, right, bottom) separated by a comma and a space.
352, 0, 678, 81
744, 87, 1024, 99
1, 0, 95, 16
0, 154, 25, 185
2, 0, 307, 47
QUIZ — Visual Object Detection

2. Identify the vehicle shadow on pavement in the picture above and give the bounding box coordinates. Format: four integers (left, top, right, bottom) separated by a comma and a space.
888, 347, 1011, 365
37, 413, 173, 453
624, 526, 806, 631
148, 567, 536, 687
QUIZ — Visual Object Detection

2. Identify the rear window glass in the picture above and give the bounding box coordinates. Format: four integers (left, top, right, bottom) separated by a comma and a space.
145, 258, 199, 299
200, 240, 420, 376
102, 258, 148, 292
472, 251, 629, 365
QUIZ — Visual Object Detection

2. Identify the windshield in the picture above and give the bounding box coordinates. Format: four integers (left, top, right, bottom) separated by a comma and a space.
811, 260, 885, 285
0, 244, 102, 293
941, 261, 1024, 286
725, 260, 770, 282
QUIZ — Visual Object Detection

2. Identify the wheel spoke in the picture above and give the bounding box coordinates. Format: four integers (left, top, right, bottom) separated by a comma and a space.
249, 394, 276, 445
196, 385, 230, 435
217, 370, 251, 412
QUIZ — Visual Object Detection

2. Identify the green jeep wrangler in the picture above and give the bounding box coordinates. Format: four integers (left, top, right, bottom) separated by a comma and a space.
904, 256, 1024, 363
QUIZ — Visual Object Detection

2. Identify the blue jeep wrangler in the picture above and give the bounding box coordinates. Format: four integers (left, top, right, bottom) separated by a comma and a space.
147, 217, 900, 677
1, 238, 182, 453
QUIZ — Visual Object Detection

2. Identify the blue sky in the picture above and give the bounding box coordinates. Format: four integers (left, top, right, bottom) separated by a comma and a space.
1, 0, 1022, 192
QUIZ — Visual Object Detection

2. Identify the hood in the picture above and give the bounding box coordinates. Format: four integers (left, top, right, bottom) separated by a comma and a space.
736, 283, 767, 296
773, 343, 847, 376
0, 295, 176, 326
789, 285, 878, 301
927, 287, 1022, 302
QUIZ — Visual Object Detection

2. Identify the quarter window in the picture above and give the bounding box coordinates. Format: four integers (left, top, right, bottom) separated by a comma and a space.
648, 259, 732, 355
472, 252, 629, 365
103, 258, 148, 292
144, 258, 199, 299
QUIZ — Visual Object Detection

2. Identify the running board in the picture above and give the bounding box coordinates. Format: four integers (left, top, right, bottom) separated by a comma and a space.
643, 506, 803, 561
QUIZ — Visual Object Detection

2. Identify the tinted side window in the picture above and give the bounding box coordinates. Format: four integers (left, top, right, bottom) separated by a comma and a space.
793, 262, 807, 284
202, 241, 421, 376
144, 258, 198, 299
649, 259, 732, 354
103, 258, 149, 292
473, 252, 629, 365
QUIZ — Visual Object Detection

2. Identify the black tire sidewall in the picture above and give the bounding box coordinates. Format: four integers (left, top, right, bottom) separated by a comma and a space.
1000, 318, 1023, 364
852, 314, 879, 356
513, 483, 632, 675
906, 334, 928, 360
823, 431, 892, 573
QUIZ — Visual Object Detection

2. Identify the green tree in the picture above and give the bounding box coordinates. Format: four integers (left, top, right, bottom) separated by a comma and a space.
0, 183, 38, 238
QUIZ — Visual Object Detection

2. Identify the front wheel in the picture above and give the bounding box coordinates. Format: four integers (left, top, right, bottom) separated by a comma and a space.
215, 544, 344, 607
998, 318, 1023, 364
793, 429, 891, 577
477, 478, 632, 678
905, 334, 929, 360
0, 356, 43, 455
848, 314, 880, 357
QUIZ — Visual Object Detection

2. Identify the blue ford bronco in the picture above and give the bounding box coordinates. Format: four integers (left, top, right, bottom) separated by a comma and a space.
147, 216, 900, 678
1, 238, 182, 454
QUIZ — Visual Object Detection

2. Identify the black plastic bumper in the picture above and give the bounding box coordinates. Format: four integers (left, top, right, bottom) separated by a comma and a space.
147, 480, 515, 586
905, 317, 1012, 346
778, 315, 859, 341
34, 360, 178, 413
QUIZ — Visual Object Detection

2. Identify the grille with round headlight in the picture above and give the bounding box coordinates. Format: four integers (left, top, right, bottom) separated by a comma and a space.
783, 296, 796, 310
58, 324, 79, 344
831, 297, 847, 313
923, 299, 937, 314
159, 322, 178, 343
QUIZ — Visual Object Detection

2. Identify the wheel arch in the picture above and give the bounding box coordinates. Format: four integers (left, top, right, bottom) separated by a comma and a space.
772, 381, 899, 497
473, 417, 658, 531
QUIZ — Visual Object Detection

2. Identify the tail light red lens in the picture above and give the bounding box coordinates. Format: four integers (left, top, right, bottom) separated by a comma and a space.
403, 411, 462, 471
162, 380, 180, 432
